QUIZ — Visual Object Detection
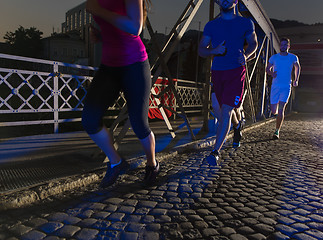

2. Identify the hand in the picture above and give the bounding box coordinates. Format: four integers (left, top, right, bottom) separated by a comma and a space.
238, 49, 246, 66
293, 80, 299, 87
90, 25, 101, 43
86, 0, 101, 15
213, 40, 226, 56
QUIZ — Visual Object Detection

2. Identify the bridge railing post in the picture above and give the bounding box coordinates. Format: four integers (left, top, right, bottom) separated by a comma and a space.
53, 62, 59, 133
260, 37, 270, 118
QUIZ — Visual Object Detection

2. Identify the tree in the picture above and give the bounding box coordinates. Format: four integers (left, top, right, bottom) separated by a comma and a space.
4, 26, 43, 57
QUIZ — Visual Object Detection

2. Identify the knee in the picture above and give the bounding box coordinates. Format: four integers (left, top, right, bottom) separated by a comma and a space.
82, 109, 102, 134
132, 124, 151, 140
130, 118, 151, 140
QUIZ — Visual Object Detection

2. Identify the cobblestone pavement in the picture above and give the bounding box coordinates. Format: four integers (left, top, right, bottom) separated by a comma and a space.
0, 113, 322, 240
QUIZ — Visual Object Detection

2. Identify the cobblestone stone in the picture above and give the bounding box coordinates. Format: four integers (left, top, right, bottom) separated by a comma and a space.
55, 225, 81, 238
74, 228, 99, 240
237, 226, 255, 235
20, 230, 46, 240
305, 229, 323, 239
39, 222, 64, 234
9, 224, 32, 237
292, 233, 317, 240
249, 233, 266, 240
25, 218, 48, 228
276, 224, 298, 236
77, 218, 97, 228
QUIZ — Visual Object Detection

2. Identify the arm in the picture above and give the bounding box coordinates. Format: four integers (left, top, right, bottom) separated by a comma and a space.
245, 44, 256, 62
244, 31, 258, 60
292, 60, 301, 87
86, 0, 143, 36
266, 62, 277, 78
198, 35, 226, 58
238, 30, 258, 65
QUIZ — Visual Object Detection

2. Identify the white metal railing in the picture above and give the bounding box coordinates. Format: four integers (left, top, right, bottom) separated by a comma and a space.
0, 53, 203, 133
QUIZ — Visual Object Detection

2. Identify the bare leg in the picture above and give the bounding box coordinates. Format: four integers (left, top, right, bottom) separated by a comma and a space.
214, 104, 235, 151
140, 131, 156, 167
235, 107, 242, 122
231, 108, 241, 128
89, 127, 121, 165
271, 103, 278, 116
276, 101, 287, 131
211, 93, 221, 120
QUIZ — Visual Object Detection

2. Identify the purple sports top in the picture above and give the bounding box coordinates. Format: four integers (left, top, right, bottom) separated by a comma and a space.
94, 0, 148, 67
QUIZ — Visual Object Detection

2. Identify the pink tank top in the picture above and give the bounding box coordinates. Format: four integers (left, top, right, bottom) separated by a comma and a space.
94, 0, 148, 67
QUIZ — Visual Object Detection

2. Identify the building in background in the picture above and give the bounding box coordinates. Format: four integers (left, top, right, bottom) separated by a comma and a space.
41, 31, 86, 64
40, 1, 100, 66
61, 2, 92, 35
61, 1, 100, 67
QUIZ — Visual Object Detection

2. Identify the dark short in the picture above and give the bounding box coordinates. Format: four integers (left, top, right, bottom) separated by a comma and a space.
211, 66, 246, 108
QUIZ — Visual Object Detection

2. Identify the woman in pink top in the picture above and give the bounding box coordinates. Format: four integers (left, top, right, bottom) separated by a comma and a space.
82, 0, 159, 187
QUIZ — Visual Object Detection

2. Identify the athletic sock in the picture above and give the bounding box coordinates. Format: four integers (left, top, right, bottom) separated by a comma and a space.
111, 160, 122, 168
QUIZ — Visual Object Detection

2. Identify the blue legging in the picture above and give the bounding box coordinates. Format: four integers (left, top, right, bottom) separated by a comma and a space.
82, 60, 152, 139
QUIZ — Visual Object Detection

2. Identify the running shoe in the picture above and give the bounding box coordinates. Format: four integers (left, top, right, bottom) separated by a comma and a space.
100, 159, 129, 188
144, 160, 160, 185
232, 122, 242, 148
205, 149, 220, 166
273, 130, 279, 140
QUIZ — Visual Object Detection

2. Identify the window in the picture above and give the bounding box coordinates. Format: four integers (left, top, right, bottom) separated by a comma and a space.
79, 10, 82, 27
84, 9, 87, 25
66, 16, 69, 30
74, 12, 77, 29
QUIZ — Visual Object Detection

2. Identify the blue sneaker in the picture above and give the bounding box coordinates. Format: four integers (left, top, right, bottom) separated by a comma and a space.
100, 159, 129, 188
205, 149, 220, 166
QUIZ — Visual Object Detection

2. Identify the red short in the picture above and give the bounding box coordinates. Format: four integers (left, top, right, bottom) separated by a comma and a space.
211, 66, 246, 108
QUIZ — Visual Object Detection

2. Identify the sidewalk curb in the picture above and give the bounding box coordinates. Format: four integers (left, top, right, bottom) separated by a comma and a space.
0, 117, 276, 211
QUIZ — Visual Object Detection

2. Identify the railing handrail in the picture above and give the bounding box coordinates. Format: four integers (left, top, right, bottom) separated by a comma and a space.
0, 53, 97, 71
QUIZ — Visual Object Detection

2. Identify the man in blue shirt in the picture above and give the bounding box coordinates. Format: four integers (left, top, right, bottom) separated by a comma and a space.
199, 0, 258, 165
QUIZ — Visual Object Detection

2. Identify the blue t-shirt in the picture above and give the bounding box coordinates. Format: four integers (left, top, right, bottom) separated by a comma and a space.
203, 16, 255, 70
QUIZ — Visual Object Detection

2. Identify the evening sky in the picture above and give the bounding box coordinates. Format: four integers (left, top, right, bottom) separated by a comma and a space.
1, 0, 322, 41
